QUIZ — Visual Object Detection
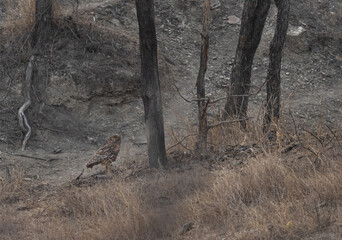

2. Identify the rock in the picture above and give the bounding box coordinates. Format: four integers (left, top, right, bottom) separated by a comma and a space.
211, 0, 221, 9
87, 136, 97, 143
52, 148, 62, 154
336, 55, 342, 62
227, 15, 241, 25
179, 222, 194, 235
131, 135, 147, 146
287, 26, 306, 37
286, 26, 310, 53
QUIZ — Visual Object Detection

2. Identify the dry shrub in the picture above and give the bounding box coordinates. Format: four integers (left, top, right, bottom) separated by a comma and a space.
0, 210, 26, 240
55, 181, 148, 240
35, 169, 207, 240
0, 168, 29, 204
185, 156, 342, 239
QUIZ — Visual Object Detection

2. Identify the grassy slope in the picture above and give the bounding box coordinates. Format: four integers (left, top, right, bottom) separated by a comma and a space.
1, 125, 342, 240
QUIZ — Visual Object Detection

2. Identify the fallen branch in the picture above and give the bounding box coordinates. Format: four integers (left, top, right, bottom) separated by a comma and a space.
174, 82, 248, 104
75, 169, 84, 181
167, 133, 196, 151
170, 127, 195, 155
4, 151, 58, 162
325, 124, 341, 147
18, 56, 34, 150
208, 117, 252, 129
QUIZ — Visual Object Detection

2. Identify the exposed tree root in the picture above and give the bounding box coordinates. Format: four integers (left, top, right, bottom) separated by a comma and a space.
18, 55, 34, 150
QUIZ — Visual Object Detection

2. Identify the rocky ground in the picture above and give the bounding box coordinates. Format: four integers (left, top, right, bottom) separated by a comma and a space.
0, 0, 341, 184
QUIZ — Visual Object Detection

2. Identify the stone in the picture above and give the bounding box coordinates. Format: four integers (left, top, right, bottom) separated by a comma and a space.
211, 0, 221, 9
335, 55, 342, 62
227, 15, 241, 25
287, 26, 306, 37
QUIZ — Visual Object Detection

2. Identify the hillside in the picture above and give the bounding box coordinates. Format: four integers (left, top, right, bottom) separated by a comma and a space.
0, 0, 342, 239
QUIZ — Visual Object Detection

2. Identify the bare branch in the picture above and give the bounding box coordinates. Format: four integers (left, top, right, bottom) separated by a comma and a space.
208, 117, 252, 129
0, 66, 14, 102
167, 133, 196, 151
325, 124, 341, 147
4, 151, 58, 162
302, 129, 324, 147
289, 110, 318, 157
75, 169, 84, 181
173, 82, 192, 103
170, 126, 195, 155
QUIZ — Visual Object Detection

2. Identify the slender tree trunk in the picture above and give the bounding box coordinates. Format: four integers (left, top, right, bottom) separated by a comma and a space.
135, 0, 167, 168
32, 0, 52, 49
263, 0, 290, 133
18, 0, 52, 149
196, 0, 210, 155
224, 0, 271, 124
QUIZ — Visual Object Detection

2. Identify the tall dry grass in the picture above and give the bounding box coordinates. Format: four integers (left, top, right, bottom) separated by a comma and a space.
1, 123, 341, 239
185, 155, 342, 239
28, 169, 208, 240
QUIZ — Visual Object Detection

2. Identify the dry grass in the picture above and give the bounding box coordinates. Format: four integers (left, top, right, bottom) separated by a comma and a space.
186, 156, 342, 239
3, 0, 36, 39
1, 126, 342, 239
0, 168, 28, 204
25, 169, 207, 240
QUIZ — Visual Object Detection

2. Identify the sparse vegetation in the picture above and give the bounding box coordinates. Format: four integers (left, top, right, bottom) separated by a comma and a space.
1, 124, 342, 239
1, 0, 342, 239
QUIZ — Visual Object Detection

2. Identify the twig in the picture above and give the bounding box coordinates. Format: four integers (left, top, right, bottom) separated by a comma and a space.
174, 82, 249, 104
201, 98, 211, 120
173, 82, 192, 103
0, 66, 14, 102
75, 169, 84, 181
325, 124, 341, 147
5, 165, 11, 183
289, 110, 318, 157
18, 55, 34, 150
4, 151, 58, 162
208, 117, 252, 129
167, 134, 196, 151
302, 129, 324, 146
170, 127, 195, 155
289, 110, 300, 142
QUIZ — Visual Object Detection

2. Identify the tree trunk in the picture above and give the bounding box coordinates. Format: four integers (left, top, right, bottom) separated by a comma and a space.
263, 0, 290, 133
32, 0, 52, 49
135, 0, 167, 168
224, 0, 271, 124
196, 0, 210, 155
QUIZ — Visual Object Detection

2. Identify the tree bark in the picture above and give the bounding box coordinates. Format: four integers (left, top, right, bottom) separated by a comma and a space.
263, 0, 290, 132
135, 0, 167, 168
224, 0, 271, 124
196, 0, 210, 155
32, 0, 52, 49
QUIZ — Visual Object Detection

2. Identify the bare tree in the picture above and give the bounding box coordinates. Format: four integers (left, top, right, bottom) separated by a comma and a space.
195, 0, 210, 155
224, 0, 271, 125
263, 0, 290, 133
135, 0, 167, 168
